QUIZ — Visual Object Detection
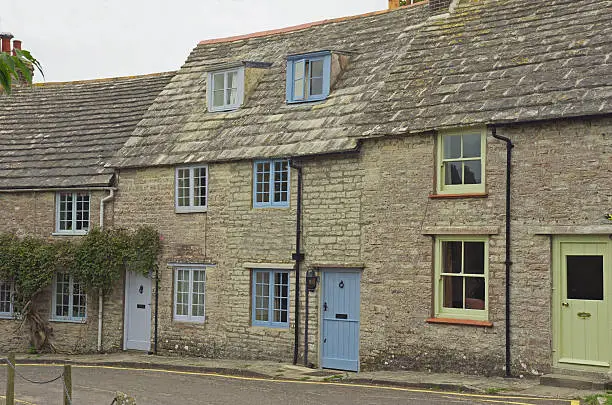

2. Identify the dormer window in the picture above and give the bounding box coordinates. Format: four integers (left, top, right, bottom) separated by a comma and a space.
207, 67, 244, 112
286, 51, 331, 103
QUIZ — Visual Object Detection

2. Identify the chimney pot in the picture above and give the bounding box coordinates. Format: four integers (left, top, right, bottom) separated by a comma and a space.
429, 0, 452, 14
0, 32, 14, 54
12, 39, 22, 56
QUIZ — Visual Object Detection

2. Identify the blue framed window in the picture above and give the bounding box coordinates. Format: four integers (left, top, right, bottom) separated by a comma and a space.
286, 51, 331, 103
252, 270, 290, 328
253, 159, 289, 208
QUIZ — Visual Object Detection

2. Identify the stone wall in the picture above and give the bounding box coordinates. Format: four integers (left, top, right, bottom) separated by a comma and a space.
93, 116, 612, 374
0, 190, 124, 354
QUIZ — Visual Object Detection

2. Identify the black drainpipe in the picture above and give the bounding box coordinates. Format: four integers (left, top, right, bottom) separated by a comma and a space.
491, 126, 514, 378
290, 161, 304, 365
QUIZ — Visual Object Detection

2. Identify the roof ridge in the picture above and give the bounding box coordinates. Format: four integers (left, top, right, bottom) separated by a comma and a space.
33, 71, 176, 87
198, 1, 429, 46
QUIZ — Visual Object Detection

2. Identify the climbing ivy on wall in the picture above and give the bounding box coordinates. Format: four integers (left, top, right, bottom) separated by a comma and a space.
0, 226, 161, 352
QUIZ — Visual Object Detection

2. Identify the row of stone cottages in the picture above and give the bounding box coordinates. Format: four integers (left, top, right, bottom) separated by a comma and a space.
0, 0, 611, 377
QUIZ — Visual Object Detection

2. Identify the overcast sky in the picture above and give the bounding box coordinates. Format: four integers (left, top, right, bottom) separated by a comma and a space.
1, 0, 388, 83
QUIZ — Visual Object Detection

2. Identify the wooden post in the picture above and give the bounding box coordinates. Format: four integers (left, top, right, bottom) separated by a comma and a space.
6, 353, 15, 405
63, 364, 72, 405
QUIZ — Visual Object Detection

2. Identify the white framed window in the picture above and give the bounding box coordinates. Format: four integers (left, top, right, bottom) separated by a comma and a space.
286, 51, 331, 103
253, 160, 289, 208
52, 272, 86, 322
55, 192, 90, 234
437, 128, 486, 194
0, 280, 14, 318
175, 165, 208, 213
252, 269, 289, 328
434, 236, 488, 321
173, 266, 206, 323
207, 67, 245, 112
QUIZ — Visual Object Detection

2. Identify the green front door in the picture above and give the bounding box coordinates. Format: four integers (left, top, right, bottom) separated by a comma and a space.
554, 237, 610, 369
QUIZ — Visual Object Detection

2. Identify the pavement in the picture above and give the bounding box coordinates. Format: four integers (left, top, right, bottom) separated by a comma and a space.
3, 352, 606, 404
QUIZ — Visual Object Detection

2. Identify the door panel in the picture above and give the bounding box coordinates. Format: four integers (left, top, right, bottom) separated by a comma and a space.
558, 240, 609, 367
321, 270, 360, 371
124, 271, 152, 351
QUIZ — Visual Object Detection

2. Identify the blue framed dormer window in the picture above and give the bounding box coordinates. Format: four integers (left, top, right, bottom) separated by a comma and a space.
286, 51, 331, 103
253, 159, 290, 208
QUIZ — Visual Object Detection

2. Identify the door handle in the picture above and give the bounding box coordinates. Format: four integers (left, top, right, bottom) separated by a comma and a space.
561, 302, 569, 307
323, 302, 328, 311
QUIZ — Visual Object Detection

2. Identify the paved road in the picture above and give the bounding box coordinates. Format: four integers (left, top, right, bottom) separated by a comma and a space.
0, 365, 576, 405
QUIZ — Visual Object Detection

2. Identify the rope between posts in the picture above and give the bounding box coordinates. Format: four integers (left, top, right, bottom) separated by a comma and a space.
1, 357, 65, 385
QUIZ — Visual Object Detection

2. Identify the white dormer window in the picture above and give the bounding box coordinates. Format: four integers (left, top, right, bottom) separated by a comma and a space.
207, 67, 244, 112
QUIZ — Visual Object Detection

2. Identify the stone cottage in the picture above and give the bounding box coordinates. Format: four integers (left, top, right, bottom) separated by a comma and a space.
1, 0, 610, 379
108, 0, 612, 377
0, 50, 174, 353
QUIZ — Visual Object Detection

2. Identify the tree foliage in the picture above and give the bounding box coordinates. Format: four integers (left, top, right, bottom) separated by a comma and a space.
0, 49, 44, 94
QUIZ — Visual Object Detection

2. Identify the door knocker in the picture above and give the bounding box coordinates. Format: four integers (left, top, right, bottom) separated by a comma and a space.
139, 285, 144, 294
339, 280, 344, 289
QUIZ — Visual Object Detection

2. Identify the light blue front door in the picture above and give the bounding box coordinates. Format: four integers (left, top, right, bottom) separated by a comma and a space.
321, 270, 361, 371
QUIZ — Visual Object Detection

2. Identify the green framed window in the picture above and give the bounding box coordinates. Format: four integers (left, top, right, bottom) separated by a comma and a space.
437, 128, 486, 194
434, 236, 488, 321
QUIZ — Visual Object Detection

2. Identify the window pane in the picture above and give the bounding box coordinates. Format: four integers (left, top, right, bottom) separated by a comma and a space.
75, 194, 89, 231
193, 167, 207, 207
444, 162, 462, 185
213, 73, 224, 91
72, 281, 86, 319
463, 134, 481, 158
463, 160, 482, 185
227, 72, 237, 90
464, 242, 485, 274
192, 270, 205, 318
177, 168, 190, 207
465, 277, 485, 309
227, 88, 238, 105
255, 162, 271, 204
442, 241, 462, 274
293, 78, 305, 100
0, 282, 11, 313
293, 60, 305, 80
567, 256, 604, 300
442, 276, 463, 309
213, 90, 224, 107
273, 160, 289, 203
443, 135, 461, 159
310, 59, 323, 78
310, 77, 323, 96
59, 193, 73, 231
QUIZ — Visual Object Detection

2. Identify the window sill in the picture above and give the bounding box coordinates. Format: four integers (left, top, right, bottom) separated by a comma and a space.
51, 231, 88, 236
175, 207, 208, 214
429, 193, 488, 199
49, 318, 87, 324
250, 323, 290, 330
0, 314, 15, 320
426, 317, 493, 327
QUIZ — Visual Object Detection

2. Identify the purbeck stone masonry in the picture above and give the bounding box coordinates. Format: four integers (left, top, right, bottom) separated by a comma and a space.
111, 116, 611, 375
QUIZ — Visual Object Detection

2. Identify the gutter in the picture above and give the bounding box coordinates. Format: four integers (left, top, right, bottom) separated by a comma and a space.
491, 126, 514, 378
0, 186, 115, 193
290, 160, 304, 365
98, 188, 116, 353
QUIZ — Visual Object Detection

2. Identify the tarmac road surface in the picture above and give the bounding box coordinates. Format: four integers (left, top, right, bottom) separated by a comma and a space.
0, 365, 579, 405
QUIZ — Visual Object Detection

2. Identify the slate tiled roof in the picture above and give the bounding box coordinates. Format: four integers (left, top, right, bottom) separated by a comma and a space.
111, 5, 431, 168
370, 0, 612, 135
114, 0, 612, 168
0, 72, 175, 189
